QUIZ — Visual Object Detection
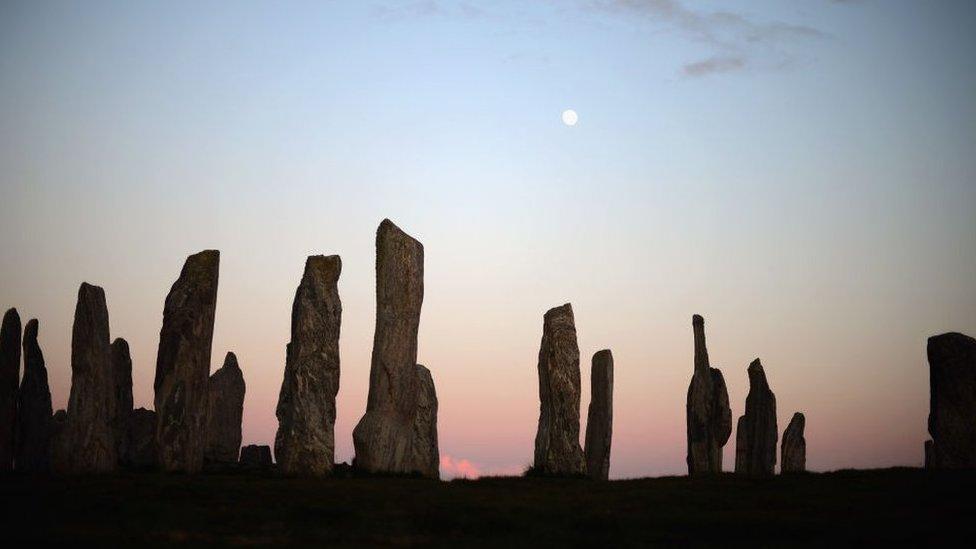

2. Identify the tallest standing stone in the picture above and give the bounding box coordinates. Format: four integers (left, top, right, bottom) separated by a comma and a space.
0, 308, 21, 471
686, 314, 732, 475
154, 250, 220, 473
353, 219, 439, 478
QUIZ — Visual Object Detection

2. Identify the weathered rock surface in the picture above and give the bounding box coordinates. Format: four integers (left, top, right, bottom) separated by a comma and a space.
154, 250, 219, 473
735, 359, 778, 477
206, 352, 245, 464
411, 363, 439, 476
584, 349, 614, 480
353, 220, 439, 478
0, 308, 21, 471
926, 332, 976, 469
533, 303, 585, 476
275, 255, 342, 476
781, 412, 806, 474
239, 444, 273, 469
112, 337, 133, 460
15, 319, 53, 472
123, 408, 158, 469
58, 283, 117, 473
50, 409, 67, 466
686, 315, 732, 475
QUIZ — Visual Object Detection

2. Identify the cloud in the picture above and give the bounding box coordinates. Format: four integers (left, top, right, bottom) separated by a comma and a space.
439, 454, 523, 479
682, 55, 745, 76
372, 1, 486, 21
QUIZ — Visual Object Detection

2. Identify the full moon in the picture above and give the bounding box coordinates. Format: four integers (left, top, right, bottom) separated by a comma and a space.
561, 109, 578, 126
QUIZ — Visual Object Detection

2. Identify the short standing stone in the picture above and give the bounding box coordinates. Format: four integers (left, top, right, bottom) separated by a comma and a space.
154, 250, 220, 473
734, 359, 778, 477
58, 283, 117, 473
686, 314, 732, 476
926, 332, 976, 469
584, 349, 614, 480
781, 412, 806, 474
533, 303, 585, 476
275, 255, 342, 476
112, 337, 133, 460
239, 444, 273, 470
123, 408, 158, 469
0, 308, 21, 471
15, 319, 53, 472
206, 352, 246, 465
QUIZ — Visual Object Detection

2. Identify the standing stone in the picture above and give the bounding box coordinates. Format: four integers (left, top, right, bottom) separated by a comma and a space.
206, 352, 246, 465
584, 349, 614, 480
123, 408, 158, 469
15, 319, 53, 472
686, 315, 732, 475
239, 444, 273, 470
411, 364, 439, 476
533, 303, 585, 476
154, 250, 219, 473
781, 412, 806, 474
925, 332, 976, 469
111, 338, 133, 460
58, 283, 117, 473
0, 308, 21, 471
275, 255, 342, 476
735, 358, 778, 477
353, 219, 439, 478
49, 409, 67, 466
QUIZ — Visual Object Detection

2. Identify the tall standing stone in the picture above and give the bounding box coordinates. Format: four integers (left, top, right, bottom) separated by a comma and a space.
781, 412, 806, 474
734, 358, 777, 477
112, 338, 133, 459
353, 219, 439, 478
533, 303, 585, 476
154, 250, 220, 473
275, 255, 342, 476
925, 332, 976, 469
58, 283, 117, 473
15, 319, 53, 472
686, 314, 732, 475
584, 349, 614, 480
0, 308, 20, 471
206, 351, 245, 465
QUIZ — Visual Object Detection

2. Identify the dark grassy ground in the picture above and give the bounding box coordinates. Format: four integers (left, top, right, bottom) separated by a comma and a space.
2, 467, 974, 546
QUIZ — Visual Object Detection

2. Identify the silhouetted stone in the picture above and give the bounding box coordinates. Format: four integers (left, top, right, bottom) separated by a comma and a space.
57, 283, 117, 473
353, 220, 439, 478
206, 352, 245, 465
686, 315, 732, 475
123, 408, 157, 469
735, 359, 778, 477
154, 250, 219, 473
584, 349, 614, 480
15, 319, 53, 472
925, 439, 934, 468
50, 409, 67, 466
275, 255, 342, 476
926, 332, 976, 469
112, 337, 133, 460
0, 308, 21, 471
239, 444, 272, 470
411, 363, 439, 476
533, 303, 585, 476
781, 412, 806, 474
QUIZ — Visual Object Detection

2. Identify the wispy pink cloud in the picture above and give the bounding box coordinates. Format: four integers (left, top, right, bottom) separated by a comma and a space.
440, 455, 522, 479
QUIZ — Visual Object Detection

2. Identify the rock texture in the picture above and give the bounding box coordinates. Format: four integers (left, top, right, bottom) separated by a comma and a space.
584, 349, 614, 480
50, 409, 67, 466
154, 250, 220, 473
353, 220, 439, 478
275, 255, 342, 476
781, 412, 806, 474
58, 283, 117, 473
15, 319, 53, 472
925, 332, 976, 469
206, 352, 246, 465
123, 408, 158, 469
0, 308, 21, 471
533, 303, 585, 476
686, 315, 732, 475
735, 359, 778, 477
240, 444, 273, 469
112, 338, 133, 460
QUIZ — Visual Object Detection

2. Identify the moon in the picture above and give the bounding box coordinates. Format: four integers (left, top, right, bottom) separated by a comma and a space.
561, 109, 578, 126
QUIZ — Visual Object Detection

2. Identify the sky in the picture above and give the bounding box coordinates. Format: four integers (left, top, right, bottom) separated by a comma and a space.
1, 0, 974, 479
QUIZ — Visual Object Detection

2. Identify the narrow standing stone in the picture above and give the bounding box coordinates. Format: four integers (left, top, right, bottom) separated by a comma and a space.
0, 308, 21, 471
353, 219, 439, 478
58, 283, 117, 473
781, 412, 806, 474
111, 337, 133, 460
686, 315, 732, 475
15, 319, 53, 472
584, 349, 614, 480
734, 358, 778, 477
925, 332, 976, 469
206, 352, 246, 465
533, 303, 585, 476
275, 255, 342, 476
154, 250, 219, 473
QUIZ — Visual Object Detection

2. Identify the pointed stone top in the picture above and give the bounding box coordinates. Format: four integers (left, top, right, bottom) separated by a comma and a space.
692, 314, 704, 326
545, 303, 574, 321
788, 411, 805, 429
305, 255, 342, 281
112, 337, 129, 351
182, 250, 220, 272
78, 282, 106, 300
2, 308, 19, 326
24, 318, 38, 339
378, 219, 422, 248
747, 358, 770, 391
220, 351, 240, 371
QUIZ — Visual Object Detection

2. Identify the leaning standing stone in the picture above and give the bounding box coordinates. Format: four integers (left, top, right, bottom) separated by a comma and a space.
112, 337, 133, 459
206, 352, 246, 465
780, 412, 806, 473
15, 319, 53, 472
925, 332, 976, 469
686, 314, 732, 476
734, 359, 777, 477
584, 349, 614, 480
0, 308, 21, 471
154, 250, 219, 473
